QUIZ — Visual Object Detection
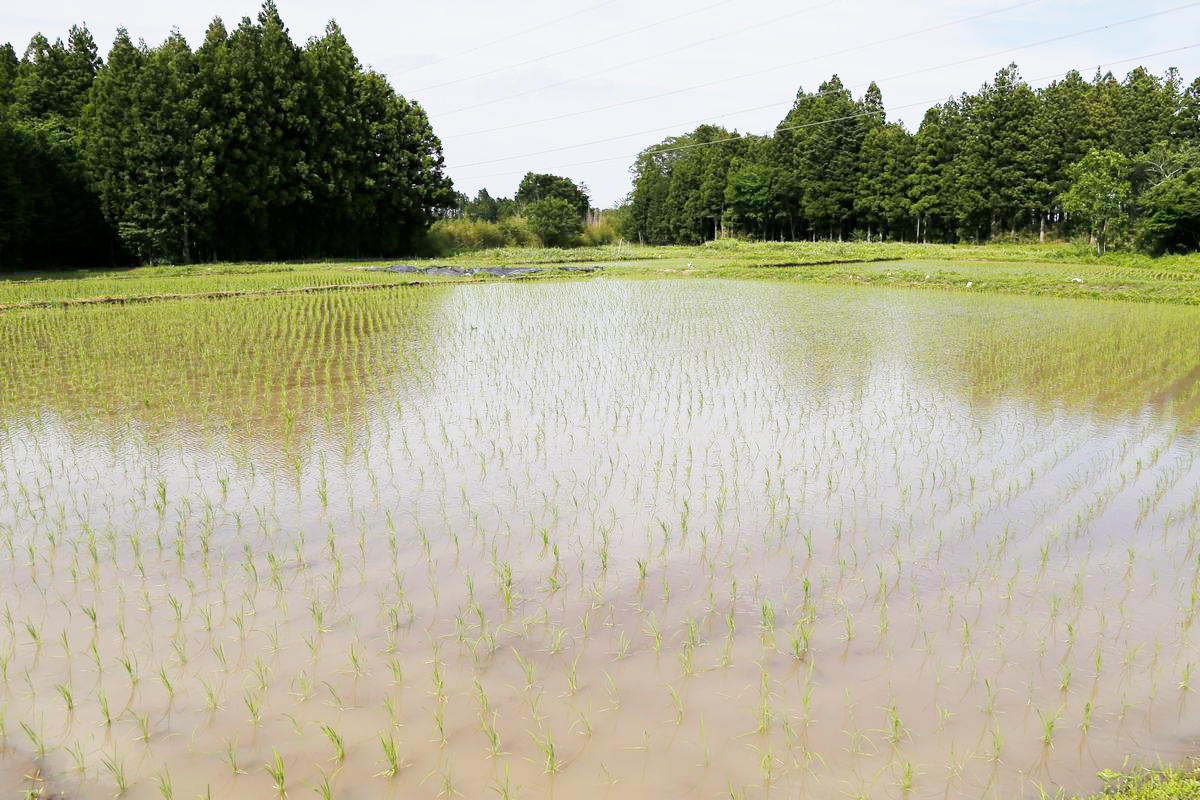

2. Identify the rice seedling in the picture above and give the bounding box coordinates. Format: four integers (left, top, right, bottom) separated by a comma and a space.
21, 721, 46, 760
101, 748, 129, 795
319, 724, 345, 764
667, 684, 684, 724
265, 748, 287, 797
481, 710, 503, 756
1038, 705, 1064, 747
55, 682, 74, 713
312, 769, 336, 800
492, 765, 518, 799
244, 691, 263, 727
378, 733, 404, 777
132, 710, 151, 742
222, 738, 246, 775
156, 769, 174, 800
530, 728, 561, 774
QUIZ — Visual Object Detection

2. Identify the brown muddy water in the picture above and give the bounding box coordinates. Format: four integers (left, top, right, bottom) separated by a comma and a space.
1, 279, 1200, 799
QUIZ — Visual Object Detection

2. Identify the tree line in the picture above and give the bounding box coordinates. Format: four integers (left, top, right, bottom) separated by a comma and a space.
0, 2, 454, 268
624, 65, 1200, 254
5, 15, 1198, 267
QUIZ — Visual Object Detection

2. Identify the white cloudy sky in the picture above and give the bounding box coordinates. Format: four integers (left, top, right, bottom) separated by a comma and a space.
5, 0, 1200, 206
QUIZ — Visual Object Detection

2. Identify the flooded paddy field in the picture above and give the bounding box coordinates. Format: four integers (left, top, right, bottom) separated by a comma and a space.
1, 278, 1200, 799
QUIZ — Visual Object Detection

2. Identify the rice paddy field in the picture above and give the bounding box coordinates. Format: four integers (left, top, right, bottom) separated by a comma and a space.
2, 250, 1200, 799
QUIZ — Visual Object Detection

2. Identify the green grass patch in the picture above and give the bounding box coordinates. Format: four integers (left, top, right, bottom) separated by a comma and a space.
0, 264, 480, 307
1076, 766, 1200, 799
2, 241, 1198, 308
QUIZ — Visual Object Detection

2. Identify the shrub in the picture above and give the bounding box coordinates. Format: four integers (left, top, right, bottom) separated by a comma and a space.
527, 198, 584, 248
1138, 168, 1200, 255
580, 217, 622, 247
498, 216, 537, 247
435, 218, 506, 250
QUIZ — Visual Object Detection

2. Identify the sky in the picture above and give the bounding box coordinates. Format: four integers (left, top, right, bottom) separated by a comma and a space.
5, 0, 1200, 207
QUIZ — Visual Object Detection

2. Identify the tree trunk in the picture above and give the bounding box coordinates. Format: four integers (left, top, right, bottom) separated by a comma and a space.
1039, 213, 1045, 243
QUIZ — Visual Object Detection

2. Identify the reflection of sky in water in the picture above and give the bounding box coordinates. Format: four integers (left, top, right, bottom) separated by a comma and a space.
1, 280, 1200, 799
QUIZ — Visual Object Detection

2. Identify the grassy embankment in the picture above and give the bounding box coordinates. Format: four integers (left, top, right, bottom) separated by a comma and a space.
2, 240, 1199, 308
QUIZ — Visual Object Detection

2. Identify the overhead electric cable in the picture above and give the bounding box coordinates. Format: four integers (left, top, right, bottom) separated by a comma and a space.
439, 0, 1042, 133
391, 0, 617, 76
451, 101, 798, 168
449, 42, 1200, 169
450, 42, 1200, 179
441, 0, 1198, 139
431, 0, 845, 114
410, 0, 738, 93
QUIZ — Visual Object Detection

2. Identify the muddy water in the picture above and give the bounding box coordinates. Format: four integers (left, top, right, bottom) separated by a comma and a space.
2, 279, 1200, 799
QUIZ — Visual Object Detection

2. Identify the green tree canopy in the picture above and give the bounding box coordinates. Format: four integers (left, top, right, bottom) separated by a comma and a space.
2, 3, 455, 267
619, 61, 1198, 253
1139, 153, 1200, 254
1059, 148, 1132, 254
516, 173, 589, 219
527, 196, 584, 247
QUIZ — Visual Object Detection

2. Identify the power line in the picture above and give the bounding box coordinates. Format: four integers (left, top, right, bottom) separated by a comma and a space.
432, 0, 846, 116
450, 101, 792, 169
409, 0, 738, 94
439, 0, 1046, 138
450, 42, 1200, 180
441, 0, 1200, 140
389, 0, 618, 76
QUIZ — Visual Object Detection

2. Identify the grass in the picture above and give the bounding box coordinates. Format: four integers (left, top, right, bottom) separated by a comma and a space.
0, 266, 454, 307
610, 256, 1200, 304
1, 240, 1197, 308
423, 239, 1200, 271
1076, 766, 1200, 799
